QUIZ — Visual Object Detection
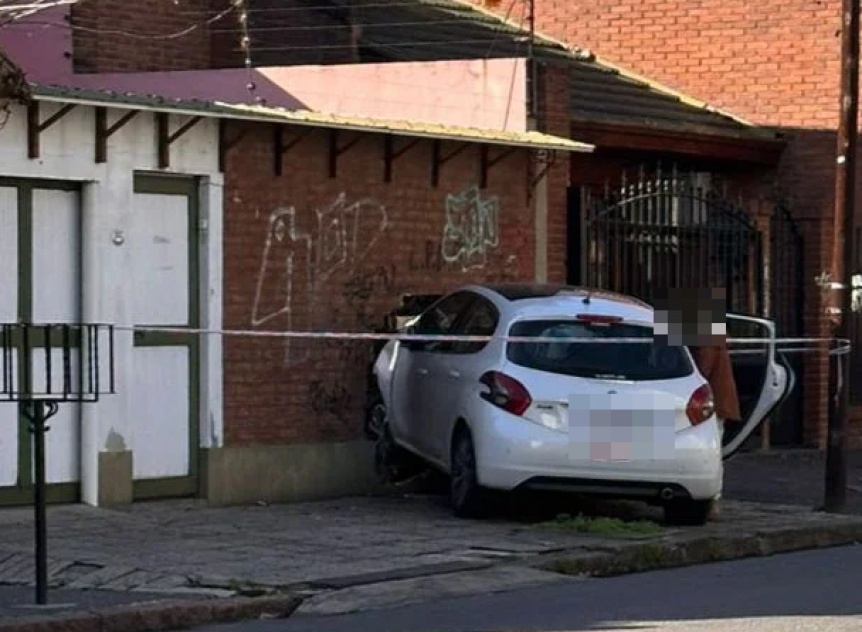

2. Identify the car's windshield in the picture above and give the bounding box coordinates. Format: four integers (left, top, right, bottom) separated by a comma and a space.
506, 319, 693, 381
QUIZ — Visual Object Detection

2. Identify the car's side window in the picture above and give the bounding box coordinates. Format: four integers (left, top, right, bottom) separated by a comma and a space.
412, 292, 475, 352
449, 297, 499, 355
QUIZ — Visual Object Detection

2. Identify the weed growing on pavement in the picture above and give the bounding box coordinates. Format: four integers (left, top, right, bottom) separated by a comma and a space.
540, 513, 664, 537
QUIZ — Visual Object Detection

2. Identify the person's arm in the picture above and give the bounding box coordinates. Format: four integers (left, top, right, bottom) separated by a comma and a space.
690, 345, 718, 380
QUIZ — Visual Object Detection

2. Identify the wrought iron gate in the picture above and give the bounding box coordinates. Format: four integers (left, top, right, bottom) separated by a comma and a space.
567, 168, 806, 445
569, 170, 764, 313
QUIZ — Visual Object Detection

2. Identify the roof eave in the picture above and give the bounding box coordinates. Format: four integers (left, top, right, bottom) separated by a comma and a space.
29, 88, 594, 154
570, 119, 786, 166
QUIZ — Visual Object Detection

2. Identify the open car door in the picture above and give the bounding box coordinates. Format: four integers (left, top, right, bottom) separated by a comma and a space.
721, 313, 793, 460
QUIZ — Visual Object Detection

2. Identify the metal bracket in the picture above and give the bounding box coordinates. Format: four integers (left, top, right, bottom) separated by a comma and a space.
218, 120, 250, 172
157, 112, 204, 169
431, 140, 470, 187
479, 145, 517, 189
27, 102, 77, 159
273, 124, 313, 177
383, 136, 420, 183
328, 129, 363, 178
530, 148, 557, 188
95, 107, 139, 164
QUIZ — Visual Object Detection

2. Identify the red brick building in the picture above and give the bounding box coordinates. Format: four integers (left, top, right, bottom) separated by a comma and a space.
0, 0, 814, 506
465, 0, 854, 450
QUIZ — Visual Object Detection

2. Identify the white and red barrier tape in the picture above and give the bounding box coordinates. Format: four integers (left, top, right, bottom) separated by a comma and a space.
113, 325, 852, 355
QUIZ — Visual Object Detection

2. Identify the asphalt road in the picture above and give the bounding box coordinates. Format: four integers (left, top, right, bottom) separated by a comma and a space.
198, 545, 862, 632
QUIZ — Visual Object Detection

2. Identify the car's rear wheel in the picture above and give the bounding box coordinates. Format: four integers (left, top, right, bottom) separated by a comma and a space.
450, 428, 488, 518
663, 499, 714, 526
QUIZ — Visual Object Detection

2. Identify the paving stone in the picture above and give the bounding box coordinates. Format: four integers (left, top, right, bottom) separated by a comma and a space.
0, 472, 860, 601
64, 566, 140, 590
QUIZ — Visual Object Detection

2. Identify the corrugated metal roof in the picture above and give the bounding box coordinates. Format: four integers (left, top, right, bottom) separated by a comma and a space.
568, 59, 775, 140
242, 0, 777, 142
29, 83, 594, 152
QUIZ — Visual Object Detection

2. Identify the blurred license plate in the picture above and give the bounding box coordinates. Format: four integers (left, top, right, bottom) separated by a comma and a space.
568, 392, 676, 462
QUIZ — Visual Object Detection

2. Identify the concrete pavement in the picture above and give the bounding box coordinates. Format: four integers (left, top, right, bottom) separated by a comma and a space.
0, 448, 861, 630
724, 449, 862, 512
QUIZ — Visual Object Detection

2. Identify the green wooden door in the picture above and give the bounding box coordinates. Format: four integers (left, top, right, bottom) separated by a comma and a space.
130, 174, 201, 500
0, 177, 82, 506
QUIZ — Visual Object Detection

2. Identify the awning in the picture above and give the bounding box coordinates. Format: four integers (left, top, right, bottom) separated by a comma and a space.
29, 83, 594, 153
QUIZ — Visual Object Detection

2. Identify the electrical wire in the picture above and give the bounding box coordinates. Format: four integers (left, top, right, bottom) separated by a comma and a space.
225, 37, 533, 54
175, 1, 489, 16
0, 0, 79, 25
208, 18, 493, 34
10, 0, 239, 40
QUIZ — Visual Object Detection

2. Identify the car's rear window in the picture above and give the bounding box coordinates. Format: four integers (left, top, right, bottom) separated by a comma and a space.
506, 319, 693, 381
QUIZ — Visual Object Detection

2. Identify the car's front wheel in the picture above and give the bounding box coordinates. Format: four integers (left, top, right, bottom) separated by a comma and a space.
663, 499, 714, 526
450, 428, 488, 518
373, 403, 425, 484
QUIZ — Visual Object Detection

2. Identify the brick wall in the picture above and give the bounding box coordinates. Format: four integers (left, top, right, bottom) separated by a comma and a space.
221, 123, 540, 446
469, 0, 846, 447
70, 0, 222, 72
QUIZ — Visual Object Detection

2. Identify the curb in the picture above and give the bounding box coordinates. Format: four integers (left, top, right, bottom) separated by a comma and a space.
0, 594, 302, 632
532, 521, 862, 578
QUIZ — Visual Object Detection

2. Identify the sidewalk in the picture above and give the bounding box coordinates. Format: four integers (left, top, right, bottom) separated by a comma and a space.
724, 449, 862, 512
0, 449, 860, 629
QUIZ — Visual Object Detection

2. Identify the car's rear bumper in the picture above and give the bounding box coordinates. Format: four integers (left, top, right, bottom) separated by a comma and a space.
470, 406, 723, 502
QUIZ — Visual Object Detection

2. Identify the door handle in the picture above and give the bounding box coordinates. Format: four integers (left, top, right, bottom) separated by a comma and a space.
417, 368, 429, 376
448, 370, 461, 379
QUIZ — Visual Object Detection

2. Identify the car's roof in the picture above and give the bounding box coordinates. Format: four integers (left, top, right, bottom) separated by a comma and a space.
462, 283, 654, 323
477, 283, 649, 306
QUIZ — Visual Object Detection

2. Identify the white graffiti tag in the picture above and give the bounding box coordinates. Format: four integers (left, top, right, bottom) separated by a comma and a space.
251, 193, 389, 366
441, 185, 500, 271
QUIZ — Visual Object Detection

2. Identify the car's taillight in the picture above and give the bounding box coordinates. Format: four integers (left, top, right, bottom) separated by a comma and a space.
686, 384, 715, 425
479, 371, 532, 416
575, 313, 623, 325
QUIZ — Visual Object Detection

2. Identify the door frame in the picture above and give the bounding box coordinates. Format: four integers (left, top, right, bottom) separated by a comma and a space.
131, 173, 201, 500
0, 176, 82, 506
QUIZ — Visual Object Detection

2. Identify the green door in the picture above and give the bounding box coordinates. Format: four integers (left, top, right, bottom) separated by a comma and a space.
130, 174, 201, 500
0, 177, 82, 506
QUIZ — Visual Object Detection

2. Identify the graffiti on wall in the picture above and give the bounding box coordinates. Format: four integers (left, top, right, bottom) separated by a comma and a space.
441, 185, 501, 271
251, 192, 389, 367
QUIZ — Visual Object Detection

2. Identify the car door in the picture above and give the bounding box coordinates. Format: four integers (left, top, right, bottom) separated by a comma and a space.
721, 313, 793, 460
389, 291, 474, 457
425, 294, 500, 464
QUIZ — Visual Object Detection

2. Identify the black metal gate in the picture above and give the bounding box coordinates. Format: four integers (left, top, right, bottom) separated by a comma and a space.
569, 169, 764, 313
567, 168, 806, 445
768, 202, 805, 445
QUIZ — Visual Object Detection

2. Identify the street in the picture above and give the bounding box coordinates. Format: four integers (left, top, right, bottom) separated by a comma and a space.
197, 545, 862, 632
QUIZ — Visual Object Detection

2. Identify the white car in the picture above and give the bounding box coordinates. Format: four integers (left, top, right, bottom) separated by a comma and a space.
372, 283, 792, 526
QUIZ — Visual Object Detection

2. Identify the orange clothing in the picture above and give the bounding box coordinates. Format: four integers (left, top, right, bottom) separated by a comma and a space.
690, 343, 741, 423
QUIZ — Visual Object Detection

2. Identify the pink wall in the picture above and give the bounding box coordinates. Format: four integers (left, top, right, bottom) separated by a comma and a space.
256, 60, 527, 132
0, 7, 527, 132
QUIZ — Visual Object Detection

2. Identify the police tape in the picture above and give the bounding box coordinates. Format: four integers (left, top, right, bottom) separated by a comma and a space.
114, 325, 853, 355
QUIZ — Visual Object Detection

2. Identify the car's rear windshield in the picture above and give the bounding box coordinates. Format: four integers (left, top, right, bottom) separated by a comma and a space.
506, 319, 693, 381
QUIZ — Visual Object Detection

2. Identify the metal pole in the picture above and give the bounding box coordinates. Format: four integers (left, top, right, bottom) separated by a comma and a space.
30, 400, 48, 604
825, 0, 859, 513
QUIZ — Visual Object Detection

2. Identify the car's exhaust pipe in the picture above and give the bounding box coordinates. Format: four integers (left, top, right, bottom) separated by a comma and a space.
659, 487, 675, 501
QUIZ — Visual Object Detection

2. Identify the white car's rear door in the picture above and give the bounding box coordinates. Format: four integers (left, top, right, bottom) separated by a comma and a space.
721, 314, 792, 460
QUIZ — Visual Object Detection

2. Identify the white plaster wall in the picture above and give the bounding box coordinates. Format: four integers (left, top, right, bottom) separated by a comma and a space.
0, 101, 224, 505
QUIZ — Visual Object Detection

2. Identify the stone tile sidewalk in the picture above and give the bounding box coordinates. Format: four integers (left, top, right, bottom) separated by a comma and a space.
0, 492, 861, 609
0, 447, 861, 625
